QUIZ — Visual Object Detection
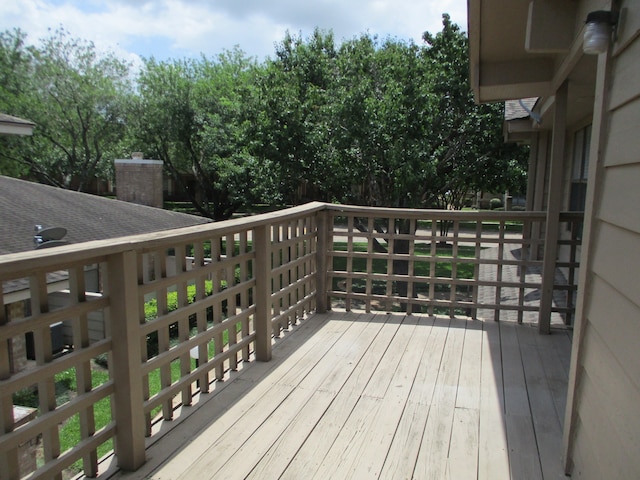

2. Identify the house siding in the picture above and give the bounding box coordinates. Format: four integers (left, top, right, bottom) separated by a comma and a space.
568, 1, 640, 476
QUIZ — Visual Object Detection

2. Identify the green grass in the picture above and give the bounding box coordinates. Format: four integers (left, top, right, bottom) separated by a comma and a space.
415, 219, 523, 233
332, 241, 477, 280
331, 241, 479, 315
52, 366, 113, 476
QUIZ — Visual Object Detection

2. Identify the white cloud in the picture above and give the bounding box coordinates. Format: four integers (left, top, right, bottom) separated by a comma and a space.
0, 0, 468, 62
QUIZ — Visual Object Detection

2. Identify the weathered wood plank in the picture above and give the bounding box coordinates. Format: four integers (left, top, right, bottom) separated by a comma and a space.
116, 314, 332, 479
173, 314, 356, 478
516, 325, 565, 479
359, 314, 415, 399
456, 319, 483, 410
244, 314, 385, 479
244, 390, 335, 479
448, 407, 480, 480
447, 320, 482, 480
413, 317, 466, 479
107, 312, 571, 480
379, 317, 448, 479
500, 322, 543, 480
340, 316, 430, 478
279, 314, 402, 479
208, 385, 321, 479
478, 320, 510, 480
309, 396, 382, 480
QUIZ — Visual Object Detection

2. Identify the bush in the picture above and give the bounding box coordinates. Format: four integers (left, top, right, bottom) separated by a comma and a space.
94, 352, 109, 368
490, 197, 503, 209
145, 280, 215, 358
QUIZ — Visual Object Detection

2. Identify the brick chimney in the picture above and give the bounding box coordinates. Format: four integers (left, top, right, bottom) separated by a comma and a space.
114, 153, 164, 208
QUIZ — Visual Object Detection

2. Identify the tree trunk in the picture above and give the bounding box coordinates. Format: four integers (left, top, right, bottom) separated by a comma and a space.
393, 219, 416, 310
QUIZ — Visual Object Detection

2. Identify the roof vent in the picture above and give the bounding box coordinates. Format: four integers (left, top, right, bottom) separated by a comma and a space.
34, 225, 69, 249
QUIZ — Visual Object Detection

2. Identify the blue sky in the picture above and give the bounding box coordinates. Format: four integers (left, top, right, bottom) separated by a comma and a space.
0, 0, 468, 64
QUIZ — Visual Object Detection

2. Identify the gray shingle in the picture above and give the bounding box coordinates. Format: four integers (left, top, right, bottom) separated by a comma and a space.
0, 176, 210, 256
505, 98, 538, 121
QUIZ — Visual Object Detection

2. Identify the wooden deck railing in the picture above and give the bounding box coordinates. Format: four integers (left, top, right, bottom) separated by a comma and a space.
0, 202, 580, 479
324, 204, 581, 325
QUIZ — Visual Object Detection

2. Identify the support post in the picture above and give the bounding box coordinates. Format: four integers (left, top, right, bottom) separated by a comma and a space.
531, 131, 549, 260
315, 210, 329, 313
525, 131, 539, 213
107, 250, 146, 471
539, 81, 568, 334
253, 225, 272, 361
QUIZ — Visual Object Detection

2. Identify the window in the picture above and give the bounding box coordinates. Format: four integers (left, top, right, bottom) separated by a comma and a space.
569, 124, 591, 211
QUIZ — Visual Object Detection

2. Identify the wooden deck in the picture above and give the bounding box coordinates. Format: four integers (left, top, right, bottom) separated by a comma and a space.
107, 310, 572, 480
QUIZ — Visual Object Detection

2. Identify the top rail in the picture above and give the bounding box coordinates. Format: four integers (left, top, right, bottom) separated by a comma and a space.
0, 202, 327, 276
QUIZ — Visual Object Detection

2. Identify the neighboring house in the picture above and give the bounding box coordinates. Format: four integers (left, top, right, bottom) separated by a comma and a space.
469, 0, 640, 477
0, 175, 210, 370
0, 114, 35, 136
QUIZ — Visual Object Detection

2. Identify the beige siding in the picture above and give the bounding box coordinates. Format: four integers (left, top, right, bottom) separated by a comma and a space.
603, 99, 640, 167
598, 163, 640, 232
609, 38, 640, 111
569, 3, 640, 476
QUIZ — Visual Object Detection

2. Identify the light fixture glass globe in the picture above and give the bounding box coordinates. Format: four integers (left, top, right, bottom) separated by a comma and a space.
584, 21, 610, 54
583, 11, 614, 55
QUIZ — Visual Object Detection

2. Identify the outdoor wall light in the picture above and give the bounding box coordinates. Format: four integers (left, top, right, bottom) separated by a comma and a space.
583, 10, 618, 55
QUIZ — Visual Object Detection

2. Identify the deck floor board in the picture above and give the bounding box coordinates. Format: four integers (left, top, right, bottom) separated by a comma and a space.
110, 310, 572, 480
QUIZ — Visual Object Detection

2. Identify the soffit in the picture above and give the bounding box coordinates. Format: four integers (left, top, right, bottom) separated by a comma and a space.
469, 0, 577, 103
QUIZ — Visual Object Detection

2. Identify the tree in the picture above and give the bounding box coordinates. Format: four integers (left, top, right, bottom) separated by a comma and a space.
330, 34, 437, 208
0, 29, 34, 177
245, 19, 529, 298
0, 28, 132, 190
421, 14, 528, 212
252, 28, 338, 205
131, 48, 259, 220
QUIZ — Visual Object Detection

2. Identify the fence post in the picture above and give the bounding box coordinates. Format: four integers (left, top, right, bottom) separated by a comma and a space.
106, 250, 146, 471
315, 210, 329, 313
253, 225, 272, 361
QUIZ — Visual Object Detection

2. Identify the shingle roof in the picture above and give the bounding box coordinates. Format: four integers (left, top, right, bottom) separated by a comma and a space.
505, 98, 538, 121
0, 175, 210, 256
0, 113, 35, 136
0, 114, 35, 126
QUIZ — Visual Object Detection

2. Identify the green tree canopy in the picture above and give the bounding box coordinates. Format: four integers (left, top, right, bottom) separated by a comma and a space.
130, 47, 259, 220
0, 28, 132, 190
0, 15, 528, 220
252, 16, 528, 210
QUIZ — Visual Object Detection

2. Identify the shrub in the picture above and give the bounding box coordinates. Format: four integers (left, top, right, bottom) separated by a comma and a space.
94, 352, 109, 368
145, 280, 214, 358
490, 197, 503, 209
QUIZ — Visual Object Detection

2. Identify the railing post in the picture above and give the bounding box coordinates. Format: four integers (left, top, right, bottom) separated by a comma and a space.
315, 210, 329, 313
0, 291, 19, 480
253, 225, 272, 361
106, 250, 146, 471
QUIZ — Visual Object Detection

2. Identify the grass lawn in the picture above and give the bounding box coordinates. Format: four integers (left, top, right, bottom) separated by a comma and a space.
331, 240, 479, 314
332, 241, 478, 280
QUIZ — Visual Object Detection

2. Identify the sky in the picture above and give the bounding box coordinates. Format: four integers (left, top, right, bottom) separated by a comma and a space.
0, 0, 468, 65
